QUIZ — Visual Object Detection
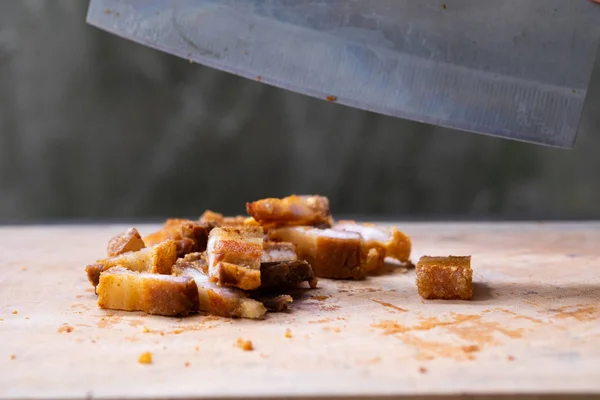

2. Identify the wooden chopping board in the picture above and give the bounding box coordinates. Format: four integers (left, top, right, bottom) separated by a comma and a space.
1, 222, 600, 400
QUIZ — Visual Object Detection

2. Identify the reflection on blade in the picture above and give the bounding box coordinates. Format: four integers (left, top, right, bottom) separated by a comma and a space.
87, 0, 600, 148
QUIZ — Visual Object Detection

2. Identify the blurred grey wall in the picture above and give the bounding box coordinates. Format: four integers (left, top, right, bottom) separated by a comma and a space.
0, 1, 599, 222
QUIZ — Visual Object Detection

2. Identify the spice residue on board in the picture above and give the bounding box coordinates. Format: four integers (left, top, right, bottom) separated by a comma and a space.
96, 314, 122, 328
372, 312, 525, 361
372, 299, 408, 312
550, 305, 598, 322
58, 324, 74, 333
358, 356, 381, 365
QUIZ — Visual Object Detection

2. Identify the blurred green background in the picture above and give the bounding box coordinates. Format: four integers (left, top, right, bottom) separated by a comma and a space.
0, 1, 599, 222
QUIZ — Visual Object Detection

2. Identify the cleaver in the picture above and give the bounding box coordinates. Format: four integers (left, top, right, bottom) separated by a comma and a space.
87, 0, 600, 148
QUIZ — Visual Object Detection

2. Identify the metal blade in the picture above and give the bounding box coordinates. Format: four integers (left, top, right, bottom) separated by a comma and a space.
87, 0, 600, 148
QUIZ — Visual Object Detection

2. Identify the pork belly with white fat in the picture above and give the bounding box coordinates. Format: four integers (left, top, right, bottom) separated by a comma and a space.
206, 226, 264, 290
173, 260, 267, 319
106, 228, 145, 257
144, 218, 212, 257
96, 267, 199, 317
262, 241, 297, 263
333, 221, 411, 272
246, 195, 333, 229
268, 227, 366, 280
199, 210, 251, 228
86, 240, 177, 288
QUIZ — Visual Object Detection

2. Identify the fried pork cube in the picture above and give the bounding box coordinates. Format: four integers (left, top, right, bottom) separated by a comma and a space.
416, 256, 473, 300
260, 260, 317, 289
173, 261, 267, 319
262, 241, 297, 263
86, 240, 177, 287
177, 252, 208, 274
199, 210, 249, 227
97, 267, 199, 317
246, 195, 333, 229
144, 219, 211, 257
206, 226, 264, 290
333, 221, 412, 271
268, 227, 366, 280
199, 210, 224, 226
107, 228, 145, 257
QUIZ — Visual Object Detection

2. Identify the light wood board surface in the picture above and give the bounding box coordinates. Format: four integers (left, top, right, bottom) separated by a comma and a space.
1, 223, 600, 400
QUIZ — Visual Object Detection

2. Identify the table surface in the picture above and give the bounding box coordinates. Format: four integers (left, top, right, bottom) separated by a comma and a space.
1, 222, 599, 400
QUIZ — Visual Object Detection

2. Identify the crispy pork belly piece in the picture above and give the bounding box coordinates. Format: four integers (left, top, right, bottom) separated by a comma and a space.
333, 221, 412, 271
86, 240, 177, 288
262, 241, 297, 263
144, 219, 211, 257
268, 227, 366, 280
257, 294, 294, 312
221, 216, 249, 227
206, 226, 264, 290
199, 210, 248, 227
107, 228, 145, 257
177, 252, 208, 274
416, 256, 473, 300
260, 260, 317, 289
173, 261, 267, 319
199, 210, 224, 226
97, 267, 199, 317
243, 217, 260, 227
246, 195, 333, 229
85, 264, 104, 290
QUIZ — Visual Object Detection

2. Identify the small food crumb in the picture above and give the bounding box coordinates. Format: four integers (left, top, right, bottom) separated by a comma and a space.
462, 345, 480, 353
184, 361, 190, 367
58, 325, 74, 333
284, 329, 292, 338
333, 327, 341, 333
160, 332, 164, 336
10, 354, 16, 360
142, 326, 150, 333
325, 95, 337, 102
507, 355, 515, 361
138, 352, 152, 364
194, 346, 200, 351
236, 338, 254, 351
12, 310, 18, 315
0, 318, 4, 321
310, 295, 329, 301
256, 76, 262, 81
173, 329, 183, 334
21, 266, 27, 271
419, 367, 427, 374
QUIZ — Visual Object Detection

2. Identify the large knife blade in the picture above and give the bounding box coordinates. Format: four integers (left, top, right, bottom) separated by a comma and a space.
87, 0, 600, 148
